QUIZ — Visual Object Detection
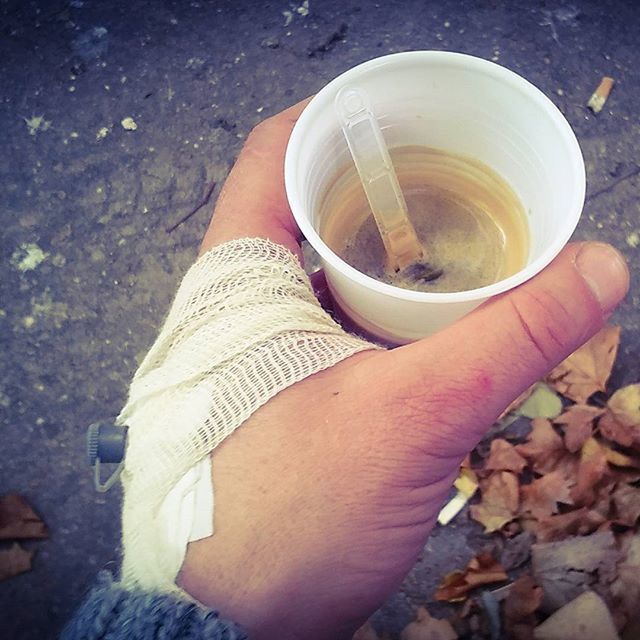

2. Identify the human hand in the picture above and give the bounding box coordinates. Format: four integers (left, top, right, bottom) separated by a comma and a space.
179, 100, 629, 640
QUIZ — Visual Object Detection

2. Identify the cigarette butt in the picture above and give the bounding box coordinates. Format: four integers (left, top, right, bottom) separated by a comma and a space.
587, 76, 614, 113
437, 468, 479, 526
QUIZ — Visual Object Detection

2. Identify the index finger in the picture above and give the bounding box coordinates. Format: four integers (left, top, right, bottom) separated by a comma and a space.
200, 98, 312, 258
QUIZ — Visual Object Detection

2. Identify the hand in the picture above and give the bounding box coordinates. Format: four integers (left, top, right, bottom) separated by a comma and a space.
179, 101, 629, 640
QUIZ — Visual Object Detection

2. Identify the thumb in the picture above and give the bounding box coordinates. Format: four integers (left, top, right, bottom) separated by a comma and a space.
388, 242, 629, 455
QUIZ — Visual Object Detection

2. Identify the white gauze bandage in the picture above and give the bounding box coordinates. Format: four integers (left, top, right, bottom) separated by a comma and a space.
118, 237, 380, 592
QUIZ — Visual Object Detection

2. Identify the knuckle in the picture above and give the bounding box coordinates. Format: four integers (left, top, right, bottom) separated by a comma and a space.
246, 115, 278, 147
507, 287, 576, 367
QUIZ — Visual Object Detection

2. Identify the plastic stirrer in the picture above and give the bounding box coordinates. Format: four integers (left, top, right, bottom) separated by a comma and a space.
335, 86, 425, 272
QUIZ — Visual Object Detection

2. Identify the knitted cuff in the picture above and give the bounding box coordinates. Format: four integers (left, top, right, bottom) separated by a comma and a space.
60, 571, 247, 640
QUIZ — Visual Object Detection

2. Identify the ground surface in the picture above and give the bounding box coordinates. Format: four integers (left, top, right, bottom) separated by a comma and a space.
0, 0, 638, 638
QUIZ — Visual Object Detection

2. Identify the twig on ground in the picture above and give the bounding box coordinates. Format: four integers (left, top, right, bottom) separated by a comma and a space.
166, 181, 217, 233
586, 166, 640, 203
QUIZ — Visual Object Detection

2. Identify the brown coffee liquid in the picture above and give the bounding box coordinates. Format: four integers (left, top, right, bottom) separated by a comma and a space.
319, 146, 529, 293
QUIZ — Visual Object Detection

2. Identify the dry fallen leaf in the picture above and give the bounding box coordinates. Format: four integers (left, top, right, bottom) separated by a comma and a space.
532, 530, 620, 613
520, 470, 574, 520
554, 404, 603, 453
503, 574, 544, 640
470, 471, 520, 533
0, 494, 48, 540
0, 543, 34, 581
546, 325, 620, 403
533, 507, 607, 543
485, 439, 528, 474
399, 607, 458, 640
611, 482, 640, 527
599, 384, 640, 450
516, 419, 567, 474
434, 553, 508, 602
533, 591, 619, 640
570, 438, 609, 507
610, 534, 640, 631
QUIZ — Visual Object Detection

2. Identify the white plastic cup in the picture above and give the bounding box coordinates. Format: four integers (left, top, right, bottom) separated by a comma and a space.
284, 51, 585, 344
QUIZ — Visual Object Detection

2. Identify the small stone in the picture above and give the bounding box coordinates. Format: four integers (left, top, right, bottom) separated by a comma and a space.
121, 117, 137, 131
96, 126, 110, 140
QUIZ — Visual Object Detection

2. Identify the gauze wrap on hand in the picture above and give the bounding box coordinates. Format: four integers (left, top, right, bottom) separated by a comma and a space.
118, 238, 380, 593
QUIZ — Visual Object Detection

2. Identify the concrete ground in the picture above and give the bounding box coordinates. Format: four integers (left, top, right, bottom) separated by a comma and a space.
1, 0, 638, 638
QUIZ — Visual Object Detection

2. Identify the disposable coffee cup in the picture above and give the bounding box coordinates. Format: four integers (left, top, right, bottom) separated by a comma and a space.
284, 51, 585, 344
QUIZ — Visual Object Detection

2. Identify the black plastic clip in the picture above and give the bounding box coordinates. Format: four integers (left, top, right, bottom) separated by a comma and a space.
87, 420, 129, 492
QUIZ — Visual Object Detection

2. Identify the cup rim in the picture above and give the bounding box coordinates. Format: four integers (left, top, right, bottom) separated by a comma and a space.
284, 50, 586, 304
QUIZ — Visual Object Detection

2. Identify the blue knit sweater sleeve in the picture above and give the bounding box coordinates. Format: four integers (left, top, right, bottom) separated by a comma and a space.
60, 572, 248, 640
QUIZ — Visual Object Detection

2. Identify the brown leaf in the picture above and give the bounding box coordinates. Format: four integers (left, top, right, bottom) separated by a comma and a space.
504, 574, 544, 640
434, 553, 508, 602
609, 534, 640, 631
399, 607, 458, 640
520, 470, 574, 520
516, 419, 567, 474
470, 471, 519, 533
534, 508, 607, 543
0, 543, 34, 581
611, 482, 640, 527
599, 384, 640, 450
0, 494, 48, 540
485, 439, 528, 474
570, 438, 609, 507
532, 530, 620, 613
546, 325, 620, 403
554, 405, 602, 453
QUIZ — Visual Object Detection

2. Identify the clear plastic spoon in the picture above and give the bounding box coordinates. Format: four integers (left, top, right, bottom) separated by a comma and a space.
335, 86, 425, 273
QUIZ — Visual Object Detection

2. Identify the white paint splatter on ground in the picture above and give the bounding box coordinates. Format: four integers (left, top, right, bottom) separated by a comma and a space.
121, 117, 137, 131
11, 243, 49, 272
23, 115, 51, 136
283, 1, 309, 25
96, 126, 110, 140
